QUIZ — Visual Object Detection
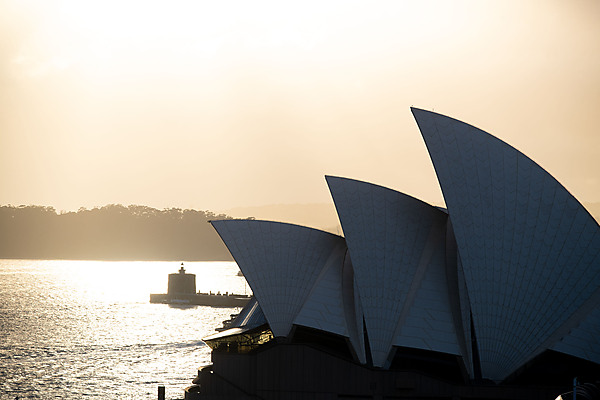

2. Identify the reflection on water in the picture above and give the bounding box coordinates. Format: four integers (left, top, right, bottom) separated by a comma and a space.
0, 260, 249, 400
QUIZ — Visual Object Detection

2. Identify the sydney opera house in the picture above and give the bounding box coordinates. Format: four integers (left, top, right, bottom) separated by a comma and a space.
186, 109, 600, 399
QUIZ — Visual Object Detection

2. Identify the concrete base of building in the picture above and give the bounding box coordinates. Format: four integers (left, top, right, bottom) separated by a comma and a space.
184, 342, 569, 400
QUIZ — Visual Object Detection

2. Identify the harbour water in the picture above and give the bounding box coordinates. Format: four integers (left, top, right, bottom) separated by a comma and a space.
0, 259, 249, 400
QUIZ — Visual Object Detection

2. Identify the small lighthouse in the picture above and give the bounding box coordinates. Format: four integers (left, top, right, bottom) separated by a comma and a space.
167, 263, 196, 296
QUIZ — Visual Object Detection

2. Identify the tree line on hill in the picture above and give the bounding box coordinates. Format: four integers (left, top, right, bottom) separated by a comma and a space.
0, 205, 236, 261
2, 202, 598, 262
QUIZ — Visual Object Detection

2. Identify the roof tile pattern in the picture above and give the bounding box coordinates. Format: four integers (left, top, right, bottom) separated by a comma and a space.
412, 108, 600, 380
294, 243, 348, 337
392, 225, 461, 356
445, 222, 474, 376
211, 220, 346, 337
552, 304, 600, 363
326, 176, 459, 367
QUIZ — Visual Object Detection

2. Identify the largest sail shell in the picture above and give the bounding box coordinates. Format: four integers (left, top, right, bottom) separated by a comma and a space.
412, 108, 600, 380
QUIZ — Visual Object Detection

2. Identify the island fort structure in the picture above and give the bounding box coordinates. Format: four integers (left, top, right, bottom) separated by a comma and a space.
150, 264, 251, 307
168, 264, 196, 296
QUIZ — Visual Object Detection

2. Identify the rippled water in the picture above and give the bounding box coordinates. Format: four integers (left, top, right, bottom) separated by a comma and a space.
0, 260, 249, 400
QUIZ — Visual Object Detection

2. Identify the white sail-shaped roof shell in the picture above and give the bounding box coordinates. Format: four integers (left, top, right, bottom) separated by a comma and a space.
293, 245, 348, 336
294, 247, 367, 363
552, 303, 600, 364
391, 231, 462, 356
326, 176, 463, 368
211, 220, 347, 338
412, 108, 600, 381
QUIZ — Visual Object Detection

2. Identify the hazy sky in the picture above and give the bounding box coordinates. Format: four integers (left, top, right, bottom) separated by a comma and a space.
1, 0, 599, 213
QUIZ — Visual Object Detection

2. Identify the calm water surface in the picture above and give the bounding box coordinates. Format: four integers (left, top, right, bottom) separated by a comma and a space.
0, 260, 249, 400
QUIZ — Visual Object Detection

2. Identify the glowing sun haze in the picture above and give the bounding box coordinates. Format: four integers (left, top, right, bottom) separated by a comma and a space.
1, 0, 599, 213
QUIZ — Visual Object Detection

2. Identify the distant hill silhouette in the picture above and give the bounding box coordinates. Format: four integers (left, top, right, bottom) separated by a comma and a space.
2, 202, 598, 262
0, 205, 234, 261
